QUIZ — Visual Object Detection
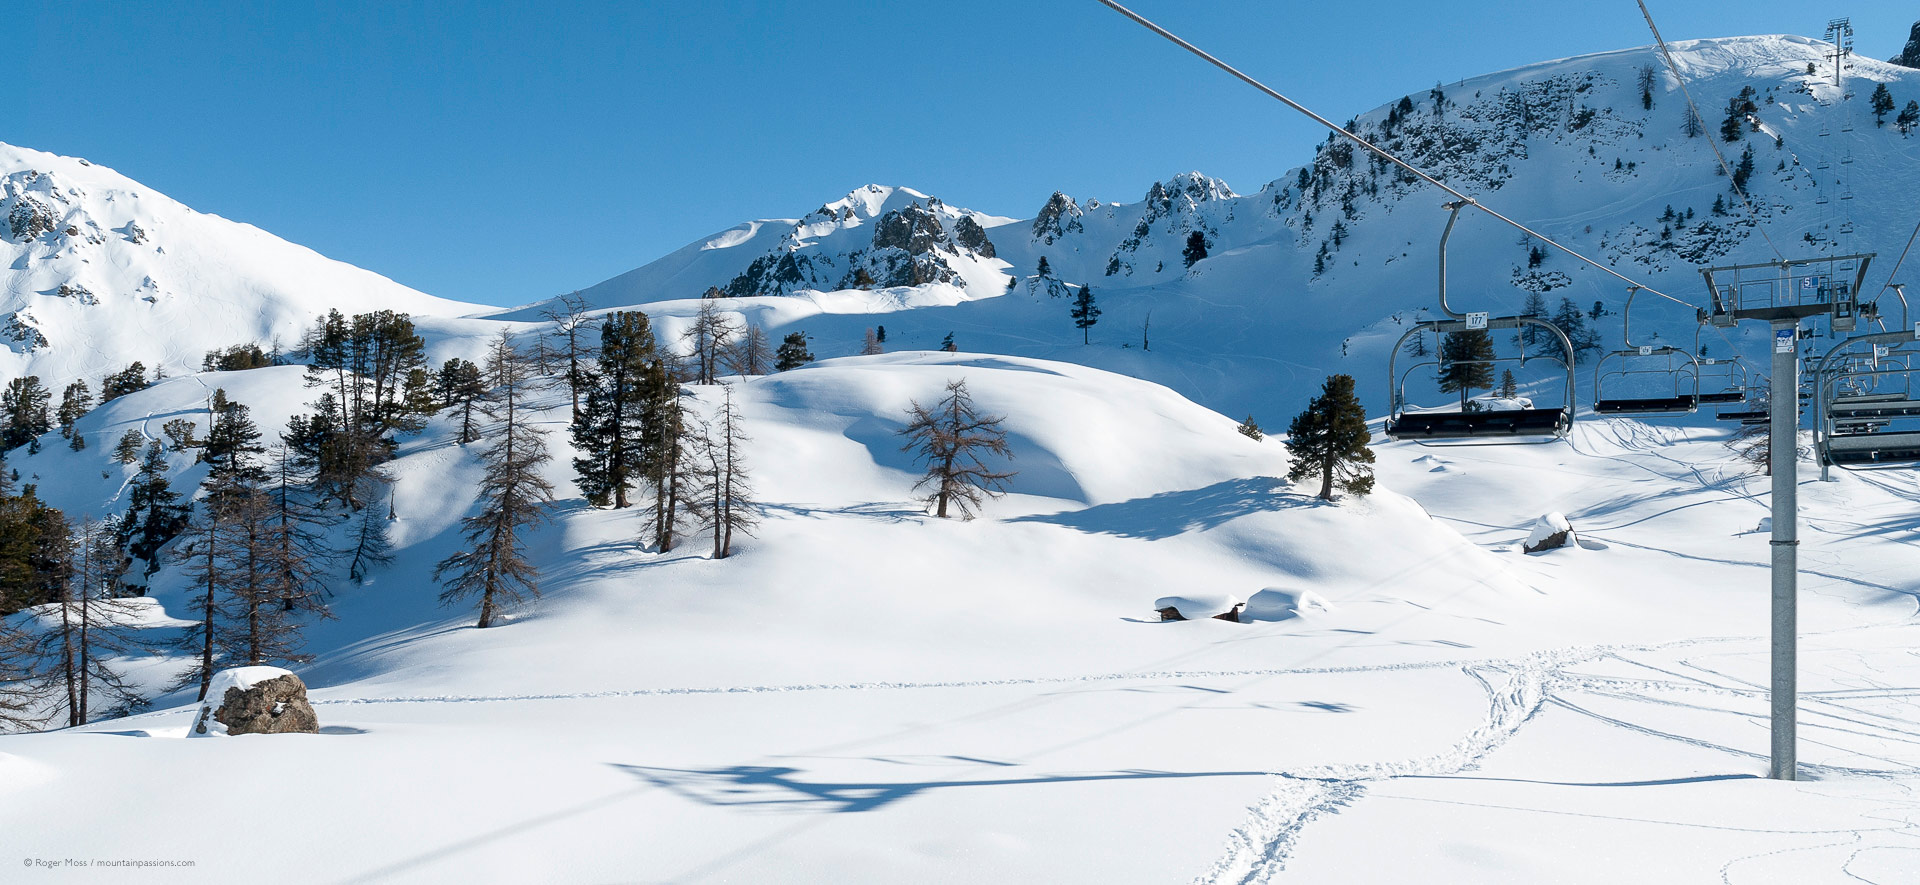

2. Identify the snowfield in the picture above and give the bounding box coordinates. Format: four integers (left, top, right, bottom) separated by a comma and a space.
3, 30, 1920, 885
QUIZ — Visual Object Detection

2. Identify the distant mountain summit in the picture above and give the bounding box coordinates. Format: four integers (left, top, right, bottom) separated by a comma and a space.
0, 143, 482, 389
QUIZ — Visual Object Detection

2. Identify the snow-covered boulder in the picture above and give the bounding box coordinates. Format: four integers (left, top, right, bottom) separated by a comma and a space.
1154, 593, 1244, 622
1523, 513, 1576, 554
200, 667, 318, 736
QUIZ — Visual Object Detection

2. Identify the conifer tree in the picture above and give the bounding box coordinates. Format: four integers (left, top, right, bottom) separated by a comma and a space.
173, 479, 240, 702
1872, 83, 1896, 126
682, 300, 738, 384
266, 443, 336, 612
120, 442, 188, 579
99, 362, 150, 402
0, 616, 43, 731
572, 311, 662, 509
436, 332, 556, 629
1182, 231, 1209, 267
45, 519, 144, 727
1071, 284, 1101, 344
1237, 416, 1264, 441
861, 327, 884, 356
898, 379, 1016, 519
112, 429, 143, 465
2, 376, 51, 453
1036, 256, 1052, 277
725, 323, 774, 376
1519, 291, 1549, 348
56, 380, 92, 448
1285, 374, 1376, 500
436, 357, 486, 444
644, 376, 699, 552
775, 331, 814, 371
701, 385, 756, 558
540, 293, 598, 423
940, 332, 958, 353
1899, 100, 1920, 136
1551, 296, 1600, 362
0, 482, 69, 614
1499, 370, 1519, 398
1438, 330, 1496, 410
201, 389, 267, 484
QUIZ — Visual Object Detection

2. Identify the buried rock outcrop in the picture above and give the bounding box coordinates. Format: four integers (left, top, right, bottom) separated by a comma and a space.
1522, 512, 1577, 554
202, 667, 319, 736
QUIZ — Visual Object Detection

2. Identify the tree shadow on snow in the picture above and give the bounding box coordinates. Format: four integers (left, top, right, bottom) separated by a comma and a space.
1009, 476, 1306, 540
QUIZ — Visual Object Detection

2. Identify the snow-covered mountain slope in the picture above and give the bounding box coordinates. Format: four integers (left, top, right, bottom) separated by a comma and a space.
488, 184, 1016, 320
8, 351, 1920, 882
0, 143, 486, 390
508, 36, 1920, 430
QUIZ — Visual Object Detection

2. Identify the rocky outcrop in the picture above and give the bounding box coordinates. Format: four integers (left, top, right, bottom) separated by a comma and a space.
1892, 22, 1920, 69
212, 671, 320, 736
1030, 192, 1084, 245
953, 215, 995, 258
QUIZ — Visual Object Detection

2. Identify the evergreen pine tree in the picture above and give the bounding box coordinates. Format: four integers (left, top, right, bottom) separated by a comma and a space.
940, 332, 958, 353
111, 429, 143, 465
1499, 370, 1519, 398
1070, 284, 1101, 344
120, 442, 188, 579
1236, 416, 1264, 441
898, 379, 1016, 519
1898, 100, 1920, 136
572, 311, 661, 509
436, 332, 556, 628
1182, 231, 1209, 267
2, 376, 51, 453
201, 389, 267, 484
1036, 256, 1052, 277
99, 362, 149, 402
1872, 83, 1896, 126
774, 331, 814, 371
1437, 330, 1497, 410
436, 357, 487, 444
1284, 374, 1376, 500
56, 380, 92, 446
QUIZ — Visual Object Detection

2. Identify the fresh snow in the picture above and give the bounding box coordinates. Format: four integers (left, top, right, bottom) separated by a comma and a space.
2, 31, 1920, 885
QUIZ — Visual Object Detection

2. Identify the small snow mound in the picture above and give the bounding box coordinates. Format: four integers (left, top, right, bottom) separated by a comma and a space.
1244, 588, 1335, 622
1153, 593, 1243, 621
1523, 513, 1577, 554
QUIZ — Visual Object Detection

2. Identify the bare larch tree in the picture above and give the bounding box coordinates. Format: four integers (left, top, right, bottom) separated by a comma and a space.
436, 332, 557, 628
898, 379, 1017, 519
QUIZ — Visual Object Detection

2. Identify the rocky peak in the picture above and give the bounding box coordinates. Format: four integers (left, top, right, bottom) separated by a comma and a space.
871, 203, 948, 255
1031, 192, 1084, 245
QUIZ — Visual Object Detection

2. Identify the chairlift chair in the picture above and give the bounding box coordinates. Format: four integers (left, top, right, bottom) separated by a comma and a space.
1592, 285, 1701, 414
1811, 332, 1920, 473
1383, 202, 1575, 445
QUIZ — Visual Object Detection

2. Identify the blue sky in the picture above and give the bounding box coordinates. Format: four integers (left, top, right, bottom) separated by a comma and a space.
17, 1, 1915, 307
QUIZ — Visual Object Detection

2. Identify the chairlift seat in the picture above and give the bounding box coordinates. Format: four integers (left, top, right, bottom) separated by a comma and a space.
1829, 399, 1920, 419
1594, 395, 1697, 415
1386, 408, 1569, 441
1695, 391, 1746, 405
1827, 431, 1920, 464
1716, 409, 1767, 421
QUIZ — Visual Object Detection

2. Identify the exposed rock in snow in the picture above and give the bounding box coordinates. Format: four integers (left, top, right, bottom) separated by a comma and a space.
1523, 512, 1576, 553
206, 667, 319, 736
1154, 593, 1245, 622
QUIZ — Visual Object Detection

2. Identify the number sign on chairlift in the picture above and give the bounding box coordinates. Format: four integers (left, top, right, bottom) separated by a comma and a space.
1640, 345, 1653, 356
1466, 312, 1488, 330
